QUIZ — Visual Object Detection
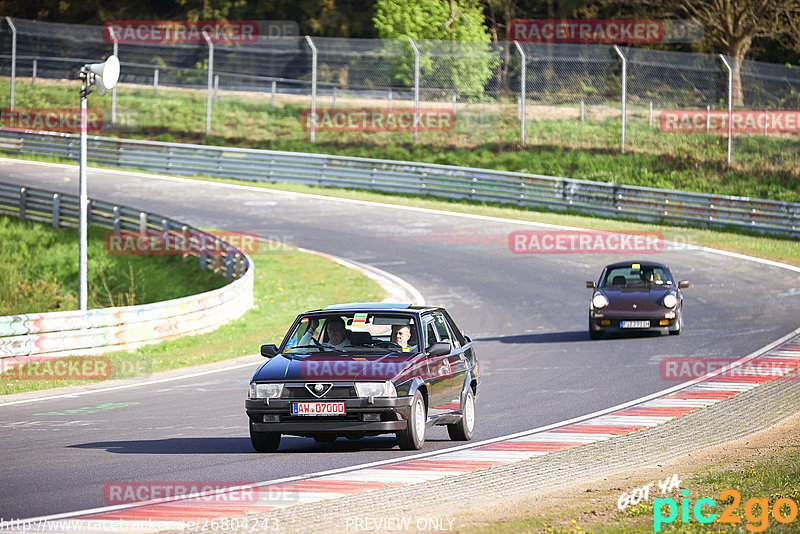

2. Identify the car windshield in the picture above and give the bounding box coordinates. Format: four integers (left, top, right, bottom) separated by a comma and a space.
600, 265, 673, 288
282, 313, 419, 355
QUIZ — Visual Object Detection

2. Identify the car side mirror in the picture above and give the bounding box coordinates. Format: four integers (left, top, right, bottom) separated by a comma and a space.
260, 344, 279, 358
427, 341, 451, 357
678, 280, 690, 288
586, 281, 596, 288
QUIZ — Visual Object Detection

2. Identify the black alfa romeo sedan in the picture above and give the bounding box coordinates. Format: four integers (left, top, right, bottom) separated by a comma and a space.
245, 303, 480, 452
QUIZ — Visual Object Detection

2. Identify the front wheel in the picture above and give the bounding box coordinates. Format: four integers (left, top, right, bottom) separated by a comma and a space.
447, 388, 475, 441
396, 391, 426, 450
250, 423, 281, 452
669, 312, 683, 335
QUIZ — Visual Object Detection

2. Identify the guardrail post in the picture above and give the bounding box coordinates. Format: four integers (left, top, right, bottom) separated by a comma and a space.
32, 59, 37, 87
5, 17, 16, 110
225, 246, 234, 280
719, 54, 733, 164
87, 199, 93, 224
18, 186, 26, 220
409, 38, 420, 144
112, 206, 120, 231
613, 45, 627, 153
305, 36, 318, 142
52, 193, 60, 228
153, 67, 159, 96
202, 31, 214, 136
139, 212, 147, 235
514, 41, 526, 146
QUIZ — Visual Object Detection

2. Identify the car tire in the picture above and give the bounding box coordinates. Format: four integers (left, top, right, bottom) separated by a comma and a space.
396, 390, 426, 450
669, 311, 682, 335
447, 388, 475, 441
589, 317, 602, 339
250, 424, 281, 453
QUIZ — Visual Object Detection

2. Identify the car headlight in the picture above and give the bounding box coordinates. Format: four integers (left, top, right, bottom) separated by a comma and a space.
663, 293, 678, 309
354, 381, 397, 398
592, 293, 609, 309
249, 382, 284, 399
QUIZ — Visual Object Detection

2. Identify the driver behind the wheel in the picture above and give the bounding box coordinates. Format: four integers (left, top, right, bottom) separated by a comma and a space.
391, 324, 413, 349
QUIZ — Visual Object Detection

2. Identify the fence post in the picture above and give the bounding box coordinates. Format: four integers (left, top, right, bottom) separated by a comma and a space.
52, 193, 60, 228
214, 74, 219, 102
202, 31, 214, 136
32, 59, 37, 87
153, 67, 159, 96
409, 38, 420, 144
5, 17, 16, 110
305, 36, 318, 142
271, 80, 276, 106
649, 101, 653, 127
108, 27, 118, 124
332, 86, 337, 109
18, 187, 26, 220
719, 54, 733, 164
706, 105, 711, 130
514, 41, 526, 146
388, 89, 392, 112
613, 45, 626, 153
580, 98, 584, 121
763, 109, 768, 136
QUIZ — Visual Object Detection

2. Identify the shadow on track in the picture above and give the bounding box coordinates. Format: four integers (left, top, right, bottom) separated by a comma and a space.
476, 329, 665, 344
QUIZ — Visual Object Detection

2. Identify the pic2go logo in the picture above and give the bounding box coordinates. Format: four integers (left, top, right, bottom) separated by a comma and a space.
654, 489, 799, 532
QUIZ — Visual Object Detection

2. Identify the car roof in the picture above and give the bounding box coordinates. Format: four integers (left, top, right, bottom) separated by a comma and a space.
316, 302, 438, 314
602, 260, 670, 270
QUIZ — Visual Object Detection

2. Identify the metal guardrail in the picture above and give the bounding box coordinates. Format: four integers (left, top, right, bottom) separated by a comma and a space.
0, 181, 254, 358
0, 130, 799, 238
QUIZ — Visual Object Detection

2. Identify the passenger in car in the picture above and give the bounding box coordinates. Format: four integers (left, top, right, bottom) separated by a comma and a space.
300, 317, 352, 350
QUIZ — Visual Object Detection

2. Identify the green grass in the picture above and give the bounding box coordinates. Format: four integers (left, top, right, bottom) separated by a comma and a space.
0, 244, 385, 395
458, 446, 800, 533
0, 214, 227, 315
4, 78, 799, 202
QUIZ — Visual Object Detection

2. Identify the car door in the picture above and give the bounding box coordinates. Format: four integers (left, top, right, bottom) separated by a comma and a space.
426, 312, 468, 418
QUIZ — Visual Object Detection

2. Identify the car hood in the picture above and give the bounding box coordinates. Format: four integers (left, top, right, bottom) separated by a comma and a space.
251, 352, 419, 382
601, 286, 673, 311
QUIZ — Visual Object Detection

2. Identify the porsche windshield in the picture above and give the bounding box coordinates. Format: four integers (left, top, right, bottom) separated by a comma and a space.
283, 313, 418, 354
600, 265, 673, 288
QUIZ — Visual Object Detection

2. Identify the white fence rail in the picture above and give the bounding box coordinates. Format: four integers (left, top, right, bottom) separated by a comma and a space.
0, 181, 254, 359
1, 130, 798, 238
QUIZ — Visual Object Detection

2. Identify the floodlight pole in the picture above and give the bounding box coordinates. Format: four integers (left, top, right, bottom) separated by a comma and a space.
108, 28, 118, 124
203, 31, 214, 136
5, 17, 16, 110
719, 54, 733, 164
79, 70, 90, 310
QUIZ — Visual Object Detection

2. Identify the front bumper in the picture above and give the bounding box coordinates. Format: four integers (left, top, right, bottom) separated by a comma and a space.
245, 396, 414, 435
589, 310, 677, 331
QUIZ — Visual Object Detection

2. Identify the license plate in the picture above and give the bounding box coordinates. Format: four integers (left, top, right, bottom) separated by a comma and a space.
620, 320, 650, 328
291, 402, 345, 416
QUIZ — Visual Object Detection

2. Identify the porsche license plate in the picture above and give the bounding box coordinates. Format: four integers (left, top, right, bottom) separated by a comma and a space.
620, 320, 650, 328
291, 402, 345, 416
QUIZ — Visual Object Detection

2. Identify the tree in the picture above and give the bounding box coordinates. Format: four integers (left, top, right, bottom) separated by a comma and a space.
677, 0, 800, 106
373, 0, 498, 97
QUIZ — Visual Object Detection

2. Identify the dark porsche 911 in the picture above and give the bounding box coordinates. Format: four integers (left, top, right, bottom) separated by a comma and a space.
587, 261, 689, 339
245, 303, 480, 452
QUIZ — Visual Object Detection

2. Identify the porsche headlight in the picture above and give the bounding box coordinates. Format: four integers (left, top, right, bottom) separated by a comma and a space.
663, 293, 678, 309
592, 293, 609, 309
354, 381, 397, 398
249, 382, 284, 399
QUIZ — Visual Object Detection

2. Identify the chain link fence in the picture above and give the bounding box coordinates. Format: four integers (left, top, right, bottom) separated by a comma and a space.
0, 17, 798, 172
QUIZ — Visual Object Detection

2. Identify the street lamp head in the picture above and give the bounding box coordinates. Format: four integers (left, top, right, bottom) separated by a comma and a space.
83, 55, 120, 96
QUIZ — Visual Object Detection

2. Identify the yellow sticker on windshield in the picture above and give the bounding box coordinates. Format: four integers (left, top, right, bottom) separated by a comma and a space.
352, 313, 368, 327
632, 263, 641, 270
